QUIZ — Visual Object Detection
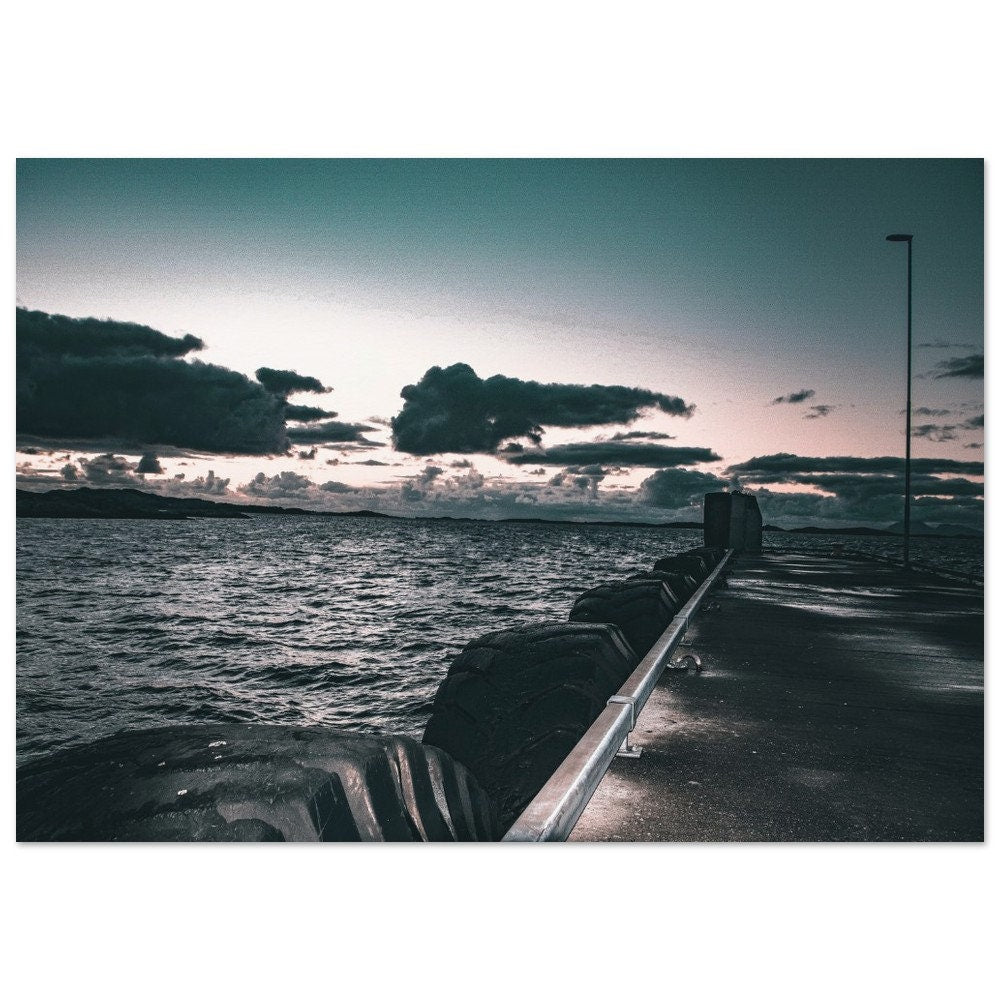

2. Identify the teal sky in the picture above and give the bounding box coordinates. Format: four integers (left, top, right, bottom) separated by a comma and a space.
15, 158, 984, 526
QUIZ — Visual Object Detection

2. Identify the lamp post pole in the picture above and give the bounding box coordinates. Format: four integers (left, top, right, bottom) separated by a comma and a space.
886, 233, 914, 568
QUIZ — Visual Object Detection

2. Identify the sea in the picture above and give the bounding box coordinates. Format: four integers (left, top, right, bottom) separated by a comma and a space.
15, 516, 984, 764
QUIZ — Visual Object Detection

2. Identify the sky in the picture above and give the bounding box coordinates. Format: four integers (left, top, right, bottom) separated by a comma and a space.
15, 158, 984, 528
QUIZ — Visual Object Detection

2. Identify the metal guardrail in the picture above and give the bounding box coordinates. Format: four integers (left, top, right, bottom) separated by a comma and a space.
502, 548, 735, 842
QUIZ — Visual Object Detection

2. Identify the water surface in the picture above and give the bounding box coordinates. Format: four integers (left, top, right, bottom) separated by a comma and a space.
17, 516, 982, 764
17, 517, 697, 762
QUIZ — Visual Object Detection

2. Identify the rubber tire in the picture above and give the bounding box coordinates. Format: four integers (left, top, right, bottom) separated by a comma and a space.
625, 570, 697, 604
684, 546, 724, 568
17, 725, 498, 842
676, 549, 715, 573
653, 554, 711, 580
422, 622, 637, 833
569, 579, 680, 660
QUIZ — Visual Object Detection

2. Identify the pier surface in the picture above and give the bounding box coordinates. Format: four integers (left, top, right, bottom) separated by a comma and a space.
570, 552, 984, 842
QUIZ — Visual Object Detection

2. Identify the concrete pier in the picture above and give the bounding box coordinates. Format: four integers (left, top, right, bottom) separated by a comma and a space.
570, 552, 984, 842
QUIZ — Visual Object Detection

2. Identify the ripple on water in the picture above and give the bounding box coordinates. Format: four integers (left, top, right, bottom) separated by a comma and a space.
17, 517, 982, 763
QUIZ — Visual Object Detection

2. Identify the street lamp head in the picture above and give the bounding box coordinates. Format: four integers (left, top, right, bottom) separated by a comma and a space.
886, 233, 913, 242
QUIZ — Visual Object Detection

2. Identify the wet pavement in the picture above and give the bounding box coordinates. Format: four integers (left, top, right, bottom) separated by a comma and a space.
570, 553, 984, 842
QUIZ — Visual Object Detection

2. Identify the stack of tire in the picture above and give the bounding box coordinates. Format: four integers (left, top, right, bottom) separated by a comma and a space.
18, 545, 725, 842
421, 545, 725, 834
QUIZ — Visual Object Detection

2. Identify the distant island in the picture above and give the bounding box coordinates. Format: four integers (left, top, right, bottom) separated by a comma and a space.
15, 487, 703, 527
14, 487, 982, 538
15, 487, 392, 521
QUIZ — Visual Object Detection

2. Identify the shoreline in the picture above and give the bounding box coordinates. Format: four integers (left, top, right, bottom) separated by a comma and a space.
15, 486, 983, 538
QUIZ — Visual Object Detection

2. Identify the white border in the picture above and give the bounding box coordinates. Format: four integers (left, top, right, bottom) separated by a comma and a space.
4, 3, 993, 997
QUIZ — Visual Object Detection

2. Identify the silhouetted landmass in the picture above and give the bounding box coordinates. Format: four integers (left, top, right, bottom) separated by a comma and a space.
15, 488, 982, 536
15, 487, 393, 521
15, 487, 705, 527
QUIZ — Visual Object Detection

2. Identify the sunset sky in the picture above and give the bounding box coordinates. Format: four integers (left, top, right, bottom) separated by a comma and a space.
15, 158, 984, 528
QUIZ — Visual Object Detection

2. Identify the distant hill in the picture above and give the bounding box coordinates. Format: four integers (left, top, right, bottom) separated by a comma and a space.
14, 487, 705, 528
15, 487, 393, 521
495, 517, 702, 529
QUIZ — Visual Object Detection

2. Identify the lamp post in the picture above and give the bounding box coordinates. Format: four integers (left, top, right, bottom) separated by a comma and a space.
886, 233, 913, 568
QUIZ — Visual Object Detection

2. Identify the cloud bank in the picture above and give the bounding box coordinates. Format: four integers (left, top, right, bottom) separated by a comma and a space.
285, 420, 382, 446
502, 441, 721, 467
728, 453, 983, 479
18, 308, 289, 454
725, 452, 982, 530
638, 468, 730, 508
254, 367, 330, 396
390, 363, 694, 455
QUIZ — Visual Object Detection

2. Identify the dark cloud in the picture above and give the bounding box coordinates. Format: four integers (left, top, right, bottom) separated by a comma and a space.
911, 407, 952, 417
804, 404, 837, 419
238, 471, 314, 498
917, 340, 977, 349
912, 424, 958, 442
965, 442, 983, 449
76, 453, 139, 484
285, 404, 338, 421
350, 458, 391, 466
60, 463, 78, 481
319, 480, 357, 494
609, 430, 675, 441
751, 486, 982, 530
450, 458, 474, 468
771, 389, 816, 405
160, 470, 231, 496
558, 466, 605, 492
400, 482, 425, 502
419, 465, 445, 485
559, 464, 630, 488
786, 473, 982, 500
18, 434, 200, 459
297, 447, 318, 460
285, 421, 381, 445
962, 414, 985, 429
391, 362, 693, 455
255, 367, 330, 396
638, 467, 730, 508
136, 452, 164, 474
17, 307, 205, 359
503, 441, 721, 467
727, 453, 983, 479
932, 353, 983, 379
724, 454, 983, 530
17, 308, 289, 454
566, 464, 611, 479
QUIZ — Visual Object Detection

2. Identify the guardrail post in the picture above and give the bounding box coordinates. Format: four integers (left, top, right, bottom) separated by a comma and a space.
607, 695, 641, 758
